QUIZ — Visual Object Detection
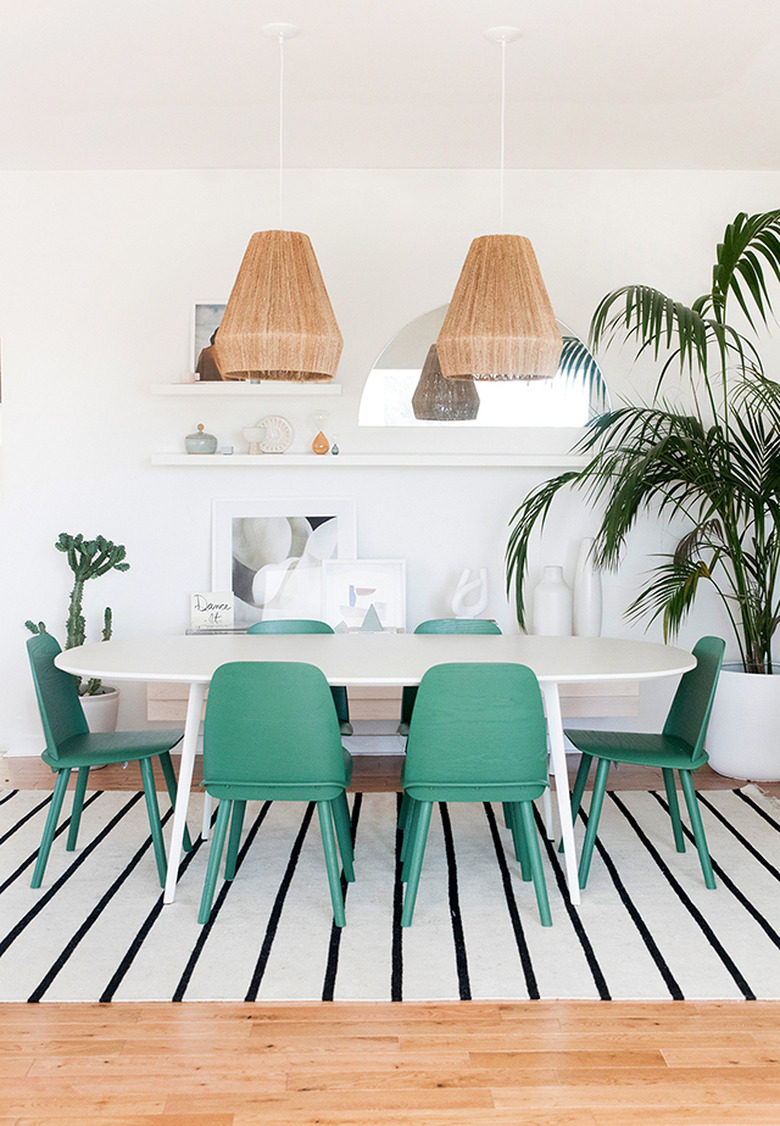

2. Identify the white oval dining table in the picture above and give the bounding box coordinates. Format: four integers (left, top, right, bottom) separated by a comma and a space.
56, 632, 696, 906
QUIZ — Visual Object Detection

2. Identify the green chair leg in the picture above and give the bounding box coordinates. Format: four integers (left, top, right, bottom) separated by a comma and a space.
400, 797, 425, 873
507, 802, 531, 880
31, 768, 72, 888
663, 767, 685, 853
332, 792, 355, 882
158, 751, 193, 852
559, 752, 593, 852
401, 798, 422, 876
570, 753, 593, 822
578, 757, 611, 889
317, 801, 346, 927
398, 792, 411, 834
401, 800, 433, 926
330, 686, 353, 735
224, 799, 246, 880
519, 800, 552, 927
198, 798, 233, 923
140, 757, 168, 888
66, 766, 90, 852
679, 770, 716, 889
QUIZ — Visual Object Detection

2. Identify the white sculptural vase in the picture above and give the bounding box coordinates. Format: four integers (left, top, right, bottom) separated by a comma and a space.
451, 567, 488, 619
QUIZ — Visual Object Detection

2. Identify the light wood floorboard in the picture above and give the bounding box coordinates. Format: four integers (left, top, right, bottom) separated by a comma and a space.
2, 753, 778, 1123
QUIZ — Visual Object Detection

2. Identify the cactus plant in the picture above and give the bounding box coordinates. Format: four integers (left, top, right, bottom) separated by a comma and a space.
25, 533, 130, 695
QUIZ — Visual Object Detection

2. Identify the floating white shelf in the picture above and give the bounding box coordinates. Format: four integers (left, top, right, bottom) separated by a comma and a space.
150, 453, 587, 468
152, 382, 342, 397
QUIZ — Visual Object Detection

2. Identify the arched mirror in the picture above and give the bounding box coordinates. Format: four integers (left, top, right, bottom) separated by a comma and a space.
359, 305, 610, 427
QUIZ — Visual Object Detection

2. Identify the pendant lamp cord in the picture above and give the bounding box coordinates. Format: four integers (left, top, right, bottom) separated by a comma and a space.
499, 36, 506, 235
277, 29, 285, 229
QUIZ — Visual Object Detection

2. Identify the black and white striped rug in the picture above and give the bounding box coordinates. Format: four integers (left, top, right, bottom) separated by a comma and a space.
0, 786, 778, 1002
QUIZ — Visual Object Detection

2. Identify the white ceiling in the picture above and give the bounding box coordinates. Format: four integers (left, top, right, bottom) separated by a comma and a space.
2, 0, 779, 170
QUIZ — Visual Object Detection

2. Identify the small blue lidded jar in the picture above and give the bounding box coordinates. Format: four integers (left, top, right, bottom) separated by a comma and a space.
185, 423, 218, 454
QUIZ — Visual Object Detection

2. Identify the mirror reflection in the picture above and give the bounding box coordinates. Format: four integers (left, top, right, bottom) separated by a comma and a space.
359, 305, 610, 427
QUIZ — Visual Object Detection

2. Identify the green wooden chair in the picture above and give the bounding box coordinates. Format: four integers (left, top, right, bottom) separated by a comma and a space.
198, 660, 355, 926
398, 618, 501, 736
247, 619, 353, 735
26, 632, 188, 889
400, 661, 552, 927
566, 636, 726, 890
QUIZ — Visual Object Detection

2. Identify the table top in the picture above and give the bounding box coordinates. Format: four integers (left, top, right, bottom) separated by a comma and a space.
55, 632, 696, 687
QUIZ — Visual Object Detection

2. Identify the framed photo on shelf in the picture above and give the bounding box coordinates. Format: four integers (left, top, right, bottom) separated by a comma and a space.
322, 559, 407, 632
212, 497, 357, 629
191, 303, 226, 371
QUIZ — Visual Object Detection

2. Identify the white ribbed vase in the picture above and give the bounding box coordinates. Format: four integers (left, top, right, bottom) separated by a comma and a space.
572, 537, 603, 637
532, 565, 572, 636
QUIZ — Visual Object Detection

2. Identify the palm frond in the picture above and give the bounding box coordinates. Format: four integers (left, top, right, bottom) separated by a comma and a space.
589, 285, 756, 389
705, 210, 780, 330
626, 555, 714, 640
556, 335, 609, 415
505, 471, 581, 629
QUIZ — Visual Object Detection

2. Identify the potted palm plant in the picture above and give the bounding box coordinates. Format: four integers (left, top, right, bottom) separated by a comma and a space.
26, 533, 129, 731
506, 209, 780, 780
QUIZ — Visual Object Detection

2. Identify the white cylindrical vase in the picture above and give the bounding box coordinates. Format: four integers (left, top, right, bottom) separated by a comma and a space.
532, 566, 572, 636
572, 537, 603, 637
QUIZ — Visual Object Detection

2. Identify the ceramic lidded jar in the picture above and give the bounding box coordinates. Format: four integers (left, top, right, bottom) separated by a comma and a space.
185, 423, 218, 454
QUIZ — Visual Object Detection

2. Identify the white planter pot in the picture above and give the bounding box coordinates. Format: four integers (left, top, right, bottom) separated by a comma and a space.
706, 665, 780, 781
80, 686, 120, 733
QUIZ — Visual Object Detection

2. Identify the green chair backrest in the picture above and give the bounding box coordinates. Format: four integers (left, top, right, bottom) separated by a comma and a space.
247, 619, 334, 635
414, 618, 501, 635
405, 662, 548, 789
26, 633, 88, 762
203, 661, 346, 787
663, 636, 726, 757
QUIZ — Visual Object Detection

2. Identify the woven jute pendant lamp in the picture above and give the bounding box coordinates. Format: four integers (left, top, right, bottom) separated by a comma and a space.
437, 27, 562, 383
436, 233, 562, 381
412, 344, 480, 420
211, 23, 342, 383
212, 229, 343, 381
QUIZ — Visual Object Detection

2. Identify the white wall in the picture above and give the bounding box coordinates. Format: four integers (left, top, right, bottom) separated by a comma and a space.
2, 168, 780, 753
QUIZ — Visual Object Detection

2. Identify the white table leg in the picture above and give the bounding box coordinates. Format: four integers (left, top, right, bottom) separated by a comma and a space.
541, 786, 554, 839
163, 680, 205, 904
540, 681, 581, 906
201, 792, 213, 840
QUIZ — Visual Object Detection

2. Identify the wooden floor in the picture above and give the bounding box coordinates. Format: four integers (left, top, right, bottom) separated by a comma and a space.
1, 999, 779, 1125
6, 752, 779, 796
2, 753, 779, 1124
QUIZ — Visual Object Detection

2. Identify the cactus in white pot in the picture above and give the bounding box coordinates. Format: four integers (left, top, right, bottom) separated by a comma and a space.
26, 533, 129, 696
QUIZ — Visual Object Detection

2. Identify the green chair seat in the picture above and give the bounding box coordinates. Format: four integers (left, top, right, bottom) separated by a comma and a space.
205, 747, 353, 803
198, 660, 354, 927
27, 632, 187, 890
42, 729, 189, 771
247, 619, 353, 736
398, 618, 501, 736
562, 729, 708, 771
400, 662, 552, 928
566, 636, 726, 891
